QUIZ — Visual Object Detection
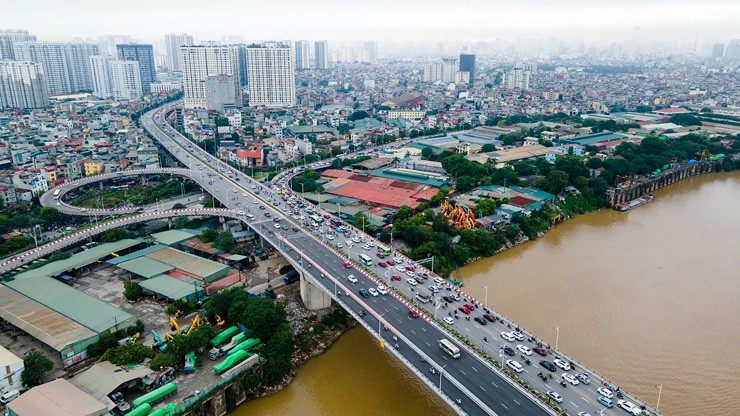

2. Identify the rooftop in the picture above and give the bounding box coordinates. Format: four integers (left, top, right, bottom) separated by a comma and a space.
145, 247, 229, 282
72, 361, 153, 403
8, 379, 107, 416
151, 229, 197, 246
139, 274, 203, 301
116, 257, 175, 278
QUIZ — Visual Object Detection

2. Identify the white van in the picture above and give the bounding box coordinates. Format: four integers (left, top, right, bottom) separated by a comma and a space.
0, 389, 20, 404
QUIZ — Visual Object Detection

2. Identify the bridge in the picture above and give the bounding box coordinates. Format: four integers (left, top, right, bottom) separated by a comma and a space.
13, 102, 657, 416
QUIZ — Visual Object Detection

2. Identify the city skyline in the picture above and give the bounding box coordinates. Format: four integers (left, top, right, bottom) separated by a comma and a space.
3, 0, 738, 43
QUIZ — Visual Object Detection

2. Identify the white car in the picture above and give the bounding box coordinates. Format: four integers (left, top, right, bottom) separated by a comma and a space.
237, 210, 245, 216
516, 345, 533, 356
326, 234, 334, 240
511, 331, 524, 341
443, 316, 454, 325
362, 245, 371, 250
253, 199, 258, 204
406, 278, 418, 286
597, 387, 614, 399
396, 265, 405, 272
336, 242, 343, 248
500, 332, 516, 342
273, 223, 281, 229
242, 193, 248, 197
434, 277, 444, 285
393, 257, 403, 263
617, 400, 642, 415
546, 391, 563, 403
506, 359, 523, 373
377, 285, 388, 295
554, 358, 571, 371
347, 275, 358, 284
368, 288, 379, 297
561, 372, 579, 385
232, 188, 238, 193
406, 271, 415, 277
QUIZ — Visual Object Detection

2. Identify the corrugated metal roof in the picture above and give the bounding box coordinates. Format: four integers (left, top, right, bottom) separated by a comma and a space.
8, 379, 107, 416
139, 274, 201, 300
0, 286, 97, 351
73, 361, 153, 401
117, 257, 174, 278
107, 244, 168, 265
151, 229, 197, 246
146, 247, 229, 282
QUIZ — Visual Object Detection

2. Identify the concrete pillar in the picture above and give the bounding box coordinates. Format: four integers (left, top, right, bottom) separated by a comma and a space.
220, 216, 229, 232
300, 272, 332, 310
167, 218, 173, 229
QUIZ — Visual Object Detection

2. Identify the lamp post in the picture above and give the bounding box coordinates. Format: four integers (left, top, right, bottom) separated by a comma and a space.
656, 384, 663, 413
439, 363, 448, 391
378, 313, 385, 339
554, 325, 560, 350
483, 286, 488, 308
301, 183, 305, 200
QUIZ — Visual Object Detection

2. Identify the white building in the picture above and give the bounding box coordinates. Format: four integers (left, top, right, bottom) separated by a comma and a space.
0, 346, 23, 393
314, 40, 328, 69
295, 40, 310, 70
502, 66, 530, 90
245, 42, 295, 107
149, 82, 180, 94
423, 58, 459, 83
0, 60, 48, 108
180, 45, 242, 110
14, 42, 99, 96
205, 74, 237, 112
89, 56, 142, 100
0, 30, 36, 60
164, 33, 193, 72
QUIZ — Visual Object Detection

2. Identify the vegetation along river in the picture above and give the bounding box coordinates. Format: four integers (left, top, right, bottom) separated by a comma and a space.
232, 171, 740, 416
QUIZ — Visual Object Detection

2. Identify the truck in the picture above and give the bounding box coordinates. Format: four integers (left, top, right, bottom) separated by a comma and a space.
227, 338, 261, 356
209, 332, 247, 360
183, 351, 196, 372
283, 270, 300, 284
125, 404, 151, 416
209, 326, 239, 347
213, 350, 251, 374
132, 382, 177, 408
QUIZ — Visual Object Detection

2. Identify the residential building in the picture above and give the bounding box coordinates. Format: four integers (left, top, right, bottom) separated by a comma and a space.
205, 74, 237, 112
387, 110, 425, 120
13, 42, 99, 95
0, 30, 36, 60
149, 82, 180, 94
545, 144, 584, 163
502, 66, 530, 90
364, 41, 378, 61
164, 33, 193, 72
84, 159, 103, 176
0, 346, 23, 392
245, 42, 295, 107
423, 58, 458, 83
0, 60, 48, 108
180, 45, 241, 110
89, 56, 142, 100
459, 53, 475, 85
116, 44, 155, 92
711, 43, 725, 59
295, 40, 310, 70
314, 40, 329, 69
725, 39, 740, 61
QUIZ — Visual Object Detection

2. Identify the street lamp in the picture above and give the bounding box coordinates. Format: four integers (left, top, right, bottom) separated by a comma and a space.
300, 183, 305, 200
655, 384, 663, 413
483, 286, 488, 308
554, 325, 560, 350
378, 313, 385, 339
439, 363, 448, 390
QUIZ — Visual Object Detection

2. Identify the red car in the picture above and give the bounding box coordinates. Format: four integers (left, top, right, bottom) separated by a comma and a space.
386, 260, 395, 266
343, 261, 353, 269
378, 262, 387, 268
464, 303, 475, 310
391, 274, 401, 281
324, 214, 331, 219
408, 310, 419, 318
534, 346, 548, 356
458, 306, 471, 314
405, 265, 415, 271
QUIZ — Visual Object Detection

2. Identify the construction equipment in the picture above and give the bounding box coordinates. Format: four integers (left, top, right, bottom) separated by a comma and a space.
169, 316, 181, 334
215, 314, 225, 327
185, 315, 200, 336
441, 200, 476, 229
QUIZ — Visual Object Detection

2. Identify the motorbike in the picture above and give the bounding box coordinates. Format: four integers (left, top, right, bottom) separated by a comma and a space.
560, 380, 567, 388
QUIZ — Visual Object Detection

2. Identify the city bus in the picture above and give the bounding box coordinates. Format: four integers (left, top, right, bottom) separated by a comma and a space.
309, 214, 323, 224
358, 253, 373, 267
52, 189, 61, 199
439, 338, 460, 359
377, 244, 391, 257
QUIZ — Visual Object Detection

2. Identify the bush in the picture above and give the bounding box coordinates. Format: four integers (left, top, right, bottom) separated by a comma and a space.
127, 320, 145, 337
87, 332, 118, 357
21, 351, 53, 387
150, 353, 178, 371
123, 281, 143, 301
101, 343, 156, 365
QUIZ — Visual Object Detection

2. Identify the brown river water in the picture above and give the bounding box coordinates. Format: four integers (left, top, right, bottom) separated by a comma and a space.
232, 171, 740, 416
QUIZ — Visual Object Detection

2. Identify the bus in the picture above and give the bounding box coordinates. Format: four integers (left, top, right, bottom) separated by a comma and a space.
358, 253, 373, 267
309, 214, 323, 224
53, 189, 61, 199
439, 339, 460, 359
377, 244, 391, 257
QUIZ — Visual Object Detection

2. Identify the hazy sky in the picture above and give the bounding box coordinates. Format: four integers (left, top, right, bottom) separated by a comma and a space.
3, 0, 738, 43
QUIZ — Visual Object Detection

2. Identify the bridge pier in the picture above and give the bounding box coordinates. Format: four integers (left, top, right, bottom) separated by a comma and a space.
167, 218, 173, 229
299, 273, 332, 310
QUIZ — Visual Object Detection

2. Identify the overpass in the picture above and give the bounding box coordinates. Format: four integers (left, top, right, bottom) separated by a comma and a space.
18, 102, 656, 416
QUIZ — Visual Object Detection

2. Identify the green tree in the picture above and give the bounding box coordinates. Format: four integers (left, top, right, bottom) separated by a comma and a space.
123, 281, 143, 301
347, 110, 370, 122
669, 113, 701, 127
172, 203, 186, 209
474, 199, 498, 217
21, 351, 54, 387
215, 116, 230, 126
35, 207, 62, 227
101, 343, 155, 365
481, 143, 497, 153
101, 228, 134, 243
150, 353, 178, 371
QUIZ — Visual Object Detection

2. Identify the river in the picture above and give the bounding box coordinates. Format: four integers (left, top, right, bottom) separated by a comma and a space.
232, 171, 740, 416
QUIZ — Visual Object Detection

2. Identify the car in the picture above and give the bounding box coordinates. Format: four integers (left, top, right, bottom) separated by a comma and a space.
511, 331, 524, 341
577, 413, 593, 416
458, 306, 471, 314
434, 277, 445, 285
405, 265, 415, 271
326, 234, 334, 240
597, 387, 614, 399
408, 309, 419, 318
546, 391, 563, 403
396, 265, 405, 272
533, 346, 548, 356
237, 210, 245, 216
406, 271, 415, 277
362, 245, 371, 250
378, 262, 387, 268
506, 359, 523, 373
386, 260, 395, 266
368, 288, 379, 297
561, 372, 579, 385
377, 285, 388, 295
517, 345, 533, 356
442, 295, 456, 303
343, 261, 353, 269
347, 275, 358, 284
576, 373, 591, 385
336, 242, 343, 248
443, 316, 454, 325
264, 212, 271, 218
484, 313, 496, 322
359, 289, 370, 298
503, 346, 515, 356
597, 396, 614, 408
617, 400, 642, 415
554, 358, 571, 371
427, 285, 439, 293
406, 278, 418, 286
253, 199, 259, 204
393, 257, 403, 263
391, 274, 401, 281
273, 223, 281, 229
473, 316, 487, 325
242, 193, 248, 197
232, 188, 238, 193
500, 332, 516, 342
539, 360, 557, 372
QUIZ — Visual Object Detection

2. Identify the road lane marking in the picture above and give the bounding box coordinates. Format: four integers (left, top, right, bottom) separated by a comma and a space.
480, 386, 486, 392
500, 403, 508, 410
581, 397, 589, 403
459, 370, 467, 376
570, 402, 579, 408
513, 399, 520, 406
471, 366, 478, 372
